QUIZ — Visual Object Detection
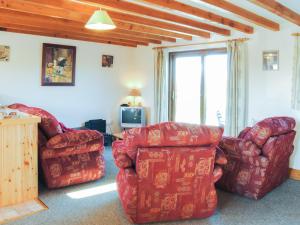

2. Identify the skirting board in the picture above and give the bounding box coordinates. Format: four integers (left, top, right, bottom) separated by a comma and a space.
0, 199, 47, 225
289, 168, 300, 181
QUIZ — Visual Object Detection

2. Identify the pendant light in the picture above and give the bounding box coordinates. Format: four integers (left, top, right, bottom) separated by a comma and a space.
85, 9, 116, 31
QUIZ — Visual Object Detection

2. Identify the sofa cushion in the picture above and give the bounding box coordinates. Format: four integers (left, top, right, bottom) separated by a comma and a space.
8, 103, 28, 110
123, 122, 223, 161
112, 141, 133, 169
41, 140, 104, 159
8, 104, 63, 138
244, 117, 296, 147
238, 127, 252, 139
220, 137, 261, 157
47, 130, 103, 149
27, 107, 63, 138
123, 122, 223, 147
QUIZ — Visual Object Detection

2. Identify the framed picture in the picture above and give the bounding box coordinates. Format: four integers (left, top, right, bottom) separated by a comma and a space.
102, 55, 113, 68
263, 50, 279, 71
0, 45, 10, 62
41, 43, 76, 86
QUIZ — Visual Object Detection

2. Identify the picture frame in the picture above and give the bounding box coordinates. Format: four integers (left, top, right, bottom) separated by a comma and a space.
263, 50, 279, 71
41, 43, 76, 86
0, 45, 10, 62
102, 55, 114, 68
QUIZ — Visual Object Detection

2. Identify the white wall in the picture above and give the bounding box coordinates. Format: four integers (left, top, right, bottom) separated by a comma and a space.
0, 31, 153, 133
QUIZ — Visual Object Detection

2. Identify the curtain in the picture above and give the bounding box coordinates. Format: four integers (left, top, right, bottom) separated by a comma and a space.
292, 36, 300, 110
225, 40, 248, 136
154, 48, 168, 123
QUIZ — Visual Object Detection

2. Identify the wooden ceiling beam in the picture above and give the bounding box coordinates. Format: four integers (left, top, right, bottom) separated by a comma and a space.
250, 0, 300, 26
0, 22, 149, 46
78, 0, 230, 36
142, 0, 253, 34
19, 0, 173, 42
112, 20, 191, 40
113, 29, 176, 43
201, 0, 280, 31
0, 0, 190, 41
26, 0, 209, 38
0, 9, 149, 46
108, 11, 210, 38
3, 28, 137, 47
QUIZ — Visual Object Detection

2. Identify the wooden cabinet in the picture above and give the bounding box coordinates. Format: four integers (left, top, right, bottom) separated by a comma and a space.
0, 114, 40, 207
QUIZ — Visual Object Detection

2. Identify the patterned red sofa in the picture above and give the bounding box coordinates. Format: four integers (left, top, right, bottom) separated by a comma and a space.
112, 122, 226, 224
217, 117, 296, 199
8, 103, 105, 188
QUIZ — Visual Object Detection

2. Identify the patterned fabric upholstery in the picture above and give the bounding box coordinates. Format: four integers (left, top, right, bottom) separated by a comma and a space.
217, 117, 296, 199
46, 130, 103, 149
8, 103, 105, 188
122, 122, 223, 162
243, 117, 296, 147
112, 122, 225, 224
112, 141, 133, 169
9, 103, 63, 138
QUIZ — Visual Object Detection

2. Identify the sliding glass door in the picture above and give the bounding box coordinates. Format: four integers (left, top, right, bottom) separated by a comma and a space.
169, 49, 227, 126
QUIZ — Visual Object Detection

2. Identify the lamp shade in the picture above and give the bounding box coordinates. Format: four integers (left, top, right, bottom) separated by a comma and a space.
85, 10, 116, 30
129, 89, 141, 97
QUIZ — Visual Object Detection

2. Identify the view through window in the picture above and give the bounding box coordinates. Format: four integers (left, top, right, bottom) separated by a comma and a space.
169, 49, 227, 126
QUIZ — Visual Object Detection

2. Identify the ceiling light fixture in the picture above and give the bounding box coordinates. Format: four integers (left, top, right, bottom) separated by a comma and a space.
85, 9, 116, 31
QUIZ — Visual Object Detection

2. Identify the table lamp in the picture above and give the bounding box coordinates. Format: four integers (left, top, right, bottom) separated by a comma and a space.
129, 89, 141, 106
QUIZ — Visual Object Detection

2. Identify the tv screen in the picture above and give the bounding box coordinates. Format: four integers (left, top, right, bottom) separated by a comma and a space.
122, 108, 141, 124
120, 107, 145, 128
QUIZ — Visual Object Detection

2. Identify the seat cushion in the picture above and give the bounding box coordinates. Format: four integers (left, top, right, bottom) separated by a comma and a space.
41, 140, 104, 159
46, 130, 103, 149
41, 151, 105, 188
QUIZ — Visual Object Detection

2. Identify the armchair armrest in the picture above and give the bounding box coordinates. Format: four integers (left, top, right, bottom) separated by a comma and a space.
213, 166, 223, 183
46, 130, 103, 149
112, 141, 134, 169
221, 137, 269, 168
215, 147, 227, 165
220, 137, 261, 158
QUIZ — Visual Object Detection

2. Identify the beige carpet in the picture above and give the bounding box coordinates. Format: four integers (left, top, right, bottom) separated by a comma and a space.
7, 147, 300, 225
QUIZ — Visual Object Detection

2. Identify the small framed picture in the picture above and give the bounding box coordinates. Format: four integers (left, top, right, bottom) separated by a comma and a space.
102, 55, 113, 68
263, 50, 279, 71
0, 45, 10, 62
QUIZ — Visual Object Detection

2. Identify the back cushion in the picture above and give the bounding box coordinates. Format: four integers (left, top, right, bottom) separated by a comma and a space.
123, 122, 223, 161
244, 117, 296, 147
124, 122, 223, 147
8, 104, 62, 138
26, 107, 62, 138
238, 127, 252, 139
8, 103, 28, 110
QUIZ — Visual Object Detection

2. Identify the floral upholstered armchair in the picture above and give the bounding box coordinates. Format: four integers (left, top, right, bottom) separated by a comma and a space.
112, 122, 226, 224
8, 103, 105, 188
217, 117, 296, 199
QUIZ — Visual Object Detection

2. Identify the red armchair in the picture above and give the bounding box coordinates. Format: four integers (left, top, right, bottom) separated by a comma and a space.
8, 103, 105, 188
217, 117, 296, 199
112, 122, 225, 224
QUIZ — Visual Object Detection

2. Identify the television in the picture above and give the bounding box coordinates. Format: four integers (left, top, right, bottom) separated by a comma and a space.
120, 106, 146, 128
